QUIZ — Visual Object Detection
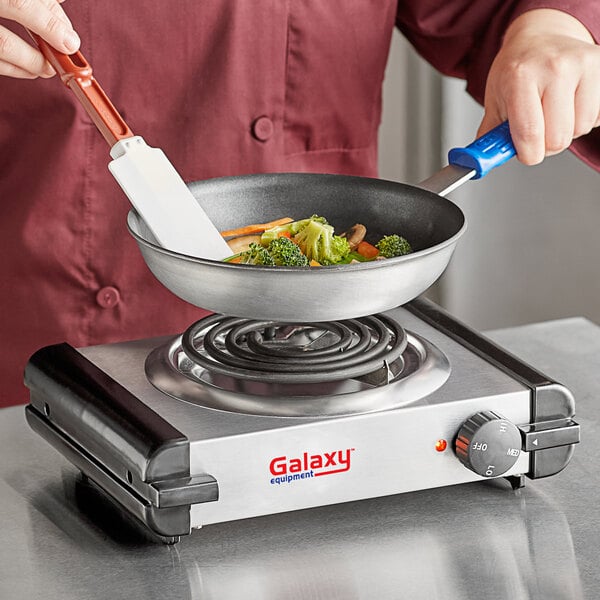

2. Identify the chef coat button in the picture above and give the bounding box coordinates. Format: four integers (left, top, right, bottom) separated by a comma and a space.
251, 116, 274, 141
96, 286, 121, 308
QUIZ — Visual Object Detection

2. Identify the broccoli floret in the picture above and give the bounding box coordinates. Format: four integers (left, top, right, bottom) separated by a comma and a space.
260, 215, 328, 246
223, 239, 309, 267
376, 234, 412, 258
226, 215, 353, 266
238, 242, 276, 265
266, 237, 309, 267
329, 235, 352, 263
292, 219, 351, 265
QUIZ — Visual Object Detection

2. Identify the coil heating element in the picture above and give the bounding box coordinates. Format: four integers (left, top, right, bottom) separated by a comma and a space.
180, 314, 408, 384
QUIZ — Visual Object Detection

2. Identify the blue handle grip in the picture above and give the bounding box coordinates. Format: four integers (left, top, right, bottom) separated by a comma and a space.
448, 121, 516, 179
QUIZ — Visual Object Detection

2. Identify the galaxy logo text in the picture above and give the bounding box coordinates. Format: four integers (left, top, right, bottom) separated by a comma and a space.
269, 448, 355, 485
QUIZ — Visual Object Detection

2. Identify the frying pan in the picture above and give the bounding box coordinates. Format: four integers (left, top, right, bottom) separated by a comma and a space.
128, 123, 516, 322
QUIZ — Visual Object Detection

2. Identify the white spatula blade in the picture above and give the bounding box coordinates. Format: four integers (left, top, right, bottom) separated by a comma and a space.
108, 136, 231, 260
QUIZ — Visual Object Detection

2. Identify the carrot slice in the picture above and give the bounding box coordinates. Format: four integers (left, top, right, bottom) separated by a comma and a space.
356, 241, 380, 259
220, 217, 294, 238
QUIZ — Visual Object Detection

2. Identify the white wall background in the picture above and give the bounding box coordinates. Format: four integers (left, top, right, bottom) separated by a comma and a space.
379, 31, 600, 330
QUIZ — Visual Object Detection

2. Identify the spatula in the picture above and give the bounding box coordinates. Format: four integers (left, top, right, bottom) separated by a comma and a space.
30, 32, 231, 260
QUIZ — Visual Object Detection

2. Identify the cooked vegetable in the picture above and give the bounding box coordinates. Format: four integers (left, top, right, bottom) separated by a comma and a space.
223, 238, 309, 267
226, 234, 261, 254
292, 219, 351, 265
225, 242, 275, 265
356, 241, 379, 259
376, 234, 412, 258
220, 217, 294, 238
223, 215, 412, 267
339, 251, 369, 263
340, 223, 367, 250
260, 215, 328, 246
267, 237, 309, 267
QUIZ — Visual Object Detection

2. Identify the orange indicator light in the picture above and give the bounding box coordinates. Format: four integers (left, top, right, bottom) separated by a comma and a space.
435, 439, 448, 452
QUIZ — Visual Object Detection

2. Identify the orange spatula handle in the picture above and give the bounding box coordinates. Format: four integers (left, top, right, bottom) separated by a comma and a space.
29, 31, 134, 147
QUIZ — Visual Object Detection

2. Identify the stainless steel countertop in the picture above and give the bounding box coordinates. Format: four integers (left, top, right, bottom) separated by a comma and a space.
1, 316, 598, 599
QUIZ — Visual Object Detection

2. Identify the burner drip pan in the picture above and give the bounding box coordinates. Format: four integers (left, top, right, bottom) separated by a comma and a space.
146, 314, 451, 418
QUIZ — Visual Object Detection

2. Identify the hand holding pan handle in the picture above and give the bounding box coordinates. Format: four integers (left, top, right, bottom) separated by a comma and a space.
449, 121, 516, 179
28, 31, 133, 147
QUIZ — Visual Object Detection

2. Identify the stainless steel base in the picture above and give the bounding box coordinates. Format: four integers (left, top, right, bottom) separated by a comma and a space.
24, 299, 579, 539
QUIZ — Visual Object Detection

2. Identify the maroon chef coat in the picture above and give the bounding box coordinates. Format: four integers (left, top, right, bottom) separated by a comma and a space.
0, 0, 599, 407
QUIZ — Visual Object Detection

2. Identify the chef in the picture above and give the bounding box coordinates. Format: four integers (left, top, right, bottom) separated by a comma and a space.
0, 1, 599, 407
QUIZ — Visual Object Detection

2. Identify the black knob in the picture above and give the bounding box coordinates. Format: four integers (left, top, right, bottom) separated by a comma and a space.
455, 411, 522, 477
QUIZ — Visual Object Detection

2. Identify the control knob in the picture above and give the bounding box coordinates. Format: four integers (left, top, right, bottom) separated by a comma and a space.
455, 411, 522, 477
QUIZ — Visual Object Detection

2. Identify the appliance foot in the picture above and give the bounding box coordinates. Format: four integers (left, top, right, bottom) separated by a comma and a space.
505, 474, 526, 490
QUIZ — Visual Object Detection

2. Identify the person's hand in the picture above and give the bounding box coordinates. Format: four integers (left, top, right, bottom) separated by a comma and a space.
0, 0, 80, 78
478, 9, 600, 165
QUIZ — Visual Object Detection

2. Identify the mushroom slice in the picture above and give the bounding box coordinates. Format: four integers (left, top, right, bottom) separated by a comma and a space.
340, 223, 367, 250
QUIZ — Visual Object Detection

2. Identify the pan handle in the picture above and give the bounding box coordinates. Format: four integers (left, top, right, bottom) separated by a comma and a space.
448, 121, 516, 180
28, 31, 134, 147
